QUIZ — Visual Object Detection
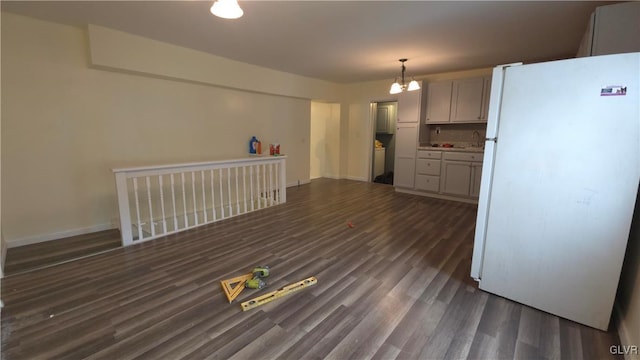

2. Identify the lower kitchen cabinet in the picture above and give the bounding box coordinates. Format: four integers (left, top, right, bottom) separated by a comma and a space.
395, 158, 416, 188
470, 162, 483, 197
439, 152, 483, 198
393, 123, 418, 188
441, 161, 472, 196
415, 174, 440, 192
415, 150, 441, 192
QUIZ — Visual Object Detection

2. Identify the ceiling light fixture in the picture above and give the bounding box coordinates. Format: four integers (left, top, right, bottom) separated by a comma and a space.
210, 0, 244, 19
390, 59, 420, 94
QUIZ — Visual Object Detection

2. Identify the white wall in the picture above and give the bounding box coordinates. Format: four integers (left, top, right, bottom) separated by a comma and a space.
310, 102, 328, 179
325, 103, 342, 179
1, 13, 327, 244
310, 101, 341, 179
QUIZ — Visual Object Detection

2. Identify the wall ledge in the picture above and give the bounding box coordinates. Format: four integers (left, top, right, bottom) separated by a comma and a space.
87, 24, 344, 102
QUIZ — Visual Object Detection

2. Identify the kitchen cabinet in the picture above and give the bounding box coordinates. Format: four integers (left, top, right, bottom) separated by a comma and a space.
440, 152, 483, 197
397, 81, 422, 123
393, 123, 418, 188
425, 77, 490, 124
415, 150, 442, 192
481, 76, 492, 121
425, 81, 452, 123
470, 162, 483, 197
376, 103, 395, 134
451, 77, 484, 122
577, 2, 640, 57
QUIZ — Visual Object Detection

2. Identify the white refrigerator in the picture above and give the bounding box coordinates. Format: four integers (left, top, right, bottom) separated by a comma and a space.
471, 53, 639, 331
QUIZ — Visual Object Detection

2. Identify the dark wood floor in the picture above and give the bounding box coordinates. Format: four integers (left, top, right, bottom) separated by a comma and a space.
1, 179, 621, 359
4, 229, 121, 275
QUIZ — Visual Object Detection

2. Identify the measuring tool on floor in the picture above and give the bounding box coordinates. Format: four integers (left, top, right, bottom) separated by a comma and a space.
220, 273, 254, 303
220, 266, 271, 303
240, 276, 318, 311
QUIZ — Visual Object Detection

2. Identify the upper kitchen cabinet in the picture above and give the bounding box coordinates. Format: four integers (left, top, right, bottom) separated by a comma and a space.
397, 81, 423, 123
375, 102, 396, 134
425, 81, 452, 123
451, 77, 484, 123
577, 2, 640, 57
425, 77, 491, 124
481, 76, 492, 121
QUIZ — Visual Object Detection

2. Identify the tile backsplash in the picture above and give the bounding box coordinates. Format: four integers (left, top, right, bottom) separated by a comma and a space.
425, 123, 486, 147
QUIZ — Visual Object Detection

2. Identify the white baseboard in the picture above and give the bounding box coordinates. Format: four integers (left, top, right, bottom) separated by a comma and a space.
6, 223, 116, 248
345, 175, 368, 182
395, 187, 479, 204
322, 174, 341, 180
286, 179, 311, 187
614, 302, 637, 360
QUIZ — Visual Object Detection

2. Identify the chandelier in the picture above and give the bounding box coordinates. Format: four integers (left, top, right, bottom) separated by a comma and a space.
390, 59, 420, 94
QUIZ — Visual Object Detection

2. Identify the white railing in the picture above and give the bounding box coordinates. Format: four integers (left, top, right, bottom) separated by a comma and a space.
113, 156, 287, 246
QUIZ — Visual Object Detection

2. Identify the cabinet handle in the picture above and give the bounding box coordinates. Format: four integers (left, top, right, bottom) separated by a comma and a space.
477, 116, 481, 120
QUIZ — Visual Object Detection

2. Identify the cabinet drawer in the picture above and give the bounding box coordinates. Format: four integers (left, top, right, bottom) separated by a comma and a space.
416, 159, 441, 176
443, 152, 482, 162
417, 150, 442, 159
415, 175, 440, 192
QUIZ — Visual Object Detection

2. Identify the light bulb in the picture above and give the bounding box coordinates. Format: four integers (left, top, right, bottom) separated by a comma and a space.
389, 81, 403, 94
210, 0, 244, 19
407, 79, 420, 91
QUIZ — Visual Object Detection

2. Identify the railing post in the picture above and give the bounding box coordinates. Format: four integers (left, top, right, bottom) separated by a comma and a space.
279, 158, 287, 203
114, 172, 134, 246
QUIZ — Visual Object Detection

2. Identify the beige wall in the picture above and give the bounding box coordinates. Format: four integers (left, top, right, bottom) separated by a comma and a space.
1, 13, 319, 243
310, 101, 341, 179
310, 102, 328, 179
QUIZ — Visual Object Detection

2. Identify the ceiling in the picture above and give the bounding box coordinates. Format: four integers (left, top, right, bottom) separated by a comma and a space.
2, 1, 615, 83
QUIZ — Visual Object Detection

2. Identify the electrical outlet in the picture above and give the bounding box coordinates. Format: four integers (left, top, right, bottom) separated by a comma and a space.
436, 127, 441, 134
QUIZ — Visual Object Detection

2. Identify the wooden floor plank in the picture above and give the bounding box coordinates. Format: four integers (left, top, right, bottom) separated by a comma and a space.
4, 229, 121, 275
1, 179, 623, 360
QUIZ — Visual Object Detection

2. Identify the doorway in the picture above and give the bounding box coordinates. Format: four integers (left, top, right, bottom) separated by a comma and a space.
371, 101, 397, 184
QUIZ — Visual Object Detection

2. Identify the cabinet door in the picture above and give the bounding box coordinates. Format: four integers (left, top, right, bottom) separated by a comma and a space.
592, 2, 640, 56
415, 174, 440, 192
480, 76, 491, 122
395, 158, 416, 188
576, 12, 595, 57
397, 84, 422, 123
440, 161, 471, 196
416, 159, 441, 176
450, 77, 484, 123
376, 106, 389, 133
393, 123, 418, 188
470, 162, 483, 198
425, 81, 452, 123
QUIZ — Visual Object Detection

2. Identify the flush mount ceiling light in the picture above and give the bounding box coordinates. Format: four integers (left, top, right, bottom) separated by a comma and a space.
210, 0, 243, 19
390, 59, 420, 94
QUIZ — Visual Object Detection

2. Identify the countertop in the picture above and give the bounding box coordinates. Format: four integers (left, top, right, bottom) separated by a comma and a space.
417, 145, 485, 153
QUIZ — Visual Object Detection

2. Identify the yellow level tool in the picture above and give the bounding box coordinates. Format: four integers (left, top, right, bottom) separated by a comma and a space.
240, 276, 318, 311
